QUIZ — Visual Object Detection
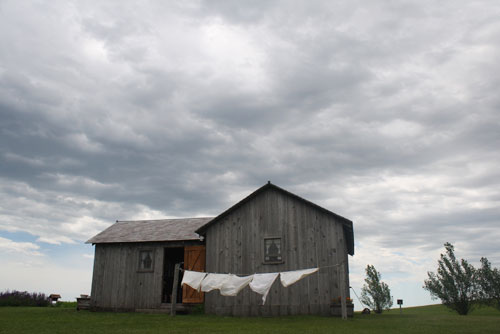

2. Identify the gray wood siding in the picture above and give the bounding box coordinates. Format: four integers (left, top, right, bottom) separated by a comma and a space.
205, 187, 350, 316
90, 241, 203, 311
90, 243, 163, 311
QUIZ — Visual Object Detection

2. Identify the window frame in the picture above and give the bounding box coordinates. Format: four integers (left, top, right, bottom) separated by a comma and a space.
263, 236, 284, 265
137, 248, 155, 272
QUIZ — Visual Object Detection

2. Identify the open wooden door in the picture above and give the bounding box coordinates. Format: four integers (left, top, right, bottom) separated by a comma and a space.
182, 245, 205, 303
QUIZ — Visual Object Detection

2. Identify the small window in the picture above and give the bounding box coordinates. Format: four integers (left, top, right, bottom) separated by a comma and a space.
264, 237, 283, 264
138, 250, 154, 272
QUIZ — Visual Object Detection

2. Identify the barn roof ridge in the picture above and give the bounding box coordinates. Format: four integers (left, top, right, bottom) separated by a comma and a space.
195, 182, 354, 255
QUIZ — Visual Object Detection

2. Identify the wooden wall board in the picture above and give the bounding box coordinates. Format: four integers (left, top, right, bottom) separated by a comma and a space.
90, 240, 203, 311
203, 187, 351, 316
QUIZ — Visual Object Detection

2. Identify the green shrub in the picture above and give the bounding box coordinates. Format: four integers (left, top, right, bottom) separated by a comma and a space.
361, 264, 393, 313
0, 290, 50, 307
423, 243, 478, 315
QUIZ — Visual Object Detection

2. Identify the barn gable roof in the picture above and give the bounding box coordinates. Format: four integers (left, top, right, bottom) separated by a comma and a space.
196, 182, 355, 255
86, 217, 213, 244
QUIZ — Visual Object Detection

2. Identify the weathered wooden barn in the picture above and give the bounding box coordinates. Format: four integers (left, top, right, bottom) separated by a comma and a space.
86, 218, 210, 312
87, 182, 354, 316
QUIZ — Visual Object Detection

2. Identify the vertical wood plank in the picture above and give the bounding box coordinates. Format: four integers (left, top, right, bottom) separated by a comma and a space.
183, 245, 205, 303
340, 262, 347, 319
199, 186, 352, 316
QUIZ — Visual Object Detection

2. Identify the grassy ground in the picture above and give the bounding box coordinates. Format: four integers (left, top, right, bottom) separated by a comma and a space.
0, 304, 498, 334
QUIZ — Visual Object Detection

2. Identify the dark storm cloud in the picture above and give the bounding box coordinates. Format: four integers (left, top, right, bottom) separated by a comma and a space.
1, 0, 500, 295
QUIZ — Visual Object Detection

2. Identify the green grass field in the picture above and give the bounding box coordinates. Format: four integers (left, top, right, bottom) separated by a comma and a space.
0, 304, 499, 334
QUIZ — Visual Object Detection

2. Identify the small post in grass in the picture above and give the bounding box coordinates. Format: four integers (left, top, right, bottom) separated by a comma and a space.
171, 263, 181, 316
397, 299, 403, 314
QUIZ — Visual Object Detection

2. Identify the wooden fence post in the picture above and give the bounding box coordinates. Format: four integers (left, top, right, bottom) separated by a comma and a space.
171, 263, 181, 316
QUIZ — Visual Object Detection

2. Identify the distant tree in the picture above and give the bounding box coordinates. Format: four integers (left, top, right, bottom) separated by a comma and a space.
361, 264, 393, 313
0, 290, 49, 307
423, 242, 478, 315
477, 257, 500, 310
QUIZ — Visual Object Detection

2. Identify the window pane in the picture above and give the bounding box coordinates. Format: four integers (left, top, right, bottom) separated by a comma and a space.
264, 238, 282, 262
139, 250, 153, 271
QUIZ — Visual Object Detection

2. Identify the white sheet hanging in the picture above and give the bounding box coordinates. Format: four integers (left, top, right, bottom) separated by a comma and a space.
220, 274, 254, 296
280, 268, 319, 287
200, 273, 230, 292
181, 270, 207, 291
249, 272, 279, 304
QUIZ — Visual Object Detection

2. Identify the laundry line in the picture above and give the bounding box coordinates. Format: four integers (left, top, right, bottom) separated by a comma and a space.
181, 263, 344, 304
179, 262, 342, 276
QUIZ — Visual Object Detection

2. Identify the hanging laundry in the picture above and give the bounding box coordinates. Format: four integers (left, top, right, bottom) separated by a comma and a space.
280, 268, 319, 287
200, 273, 230, 292
249, 272, 279, 304
220, 274, 254, 296
181, 270, 207, 291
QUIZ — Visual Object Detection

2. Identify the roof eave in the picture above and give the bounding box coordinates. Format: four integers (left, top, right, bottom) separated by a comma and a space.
85, 237, 203, 245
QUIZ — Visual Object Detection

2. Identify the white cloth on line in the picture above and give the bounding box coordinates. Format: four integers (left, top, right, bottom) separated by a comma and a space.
220, 274, 254, 296
200, 273, 231, 292
249, 272, 279, 304
280, 268, 319, 287
181, 270, 207, 291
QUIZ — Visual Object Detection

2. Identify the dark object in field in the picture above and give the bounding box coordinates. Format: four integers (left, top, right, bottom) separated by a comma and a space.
49, 294, 61, 305
0, 290, 50, 307
77, 296, 91, 311
362, 308, 371, 314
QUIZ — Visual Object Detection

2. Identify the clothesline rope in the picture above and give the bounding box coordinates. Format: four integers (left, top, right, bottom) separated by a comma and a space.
181, 267, 323, 304
179, 262, 343, 276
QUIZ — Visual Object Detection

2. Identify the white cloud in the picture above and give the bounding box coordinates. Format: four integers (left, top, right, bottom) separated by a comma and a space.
82, 37, 109, 62
39, 173, 119, 191
3, 152, 46, 167
379, 119, 424, 138
1, 0, 500, 308
0, 237, 43, 256
0, 178, 170, 244
63, 133, 105, 153
37, 235, 76, 245
0, 257, 92, 301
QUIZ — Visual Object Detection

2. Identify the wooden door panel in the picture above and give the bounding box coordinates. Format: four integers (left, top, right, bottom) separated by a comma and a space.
182, 245, 205, 304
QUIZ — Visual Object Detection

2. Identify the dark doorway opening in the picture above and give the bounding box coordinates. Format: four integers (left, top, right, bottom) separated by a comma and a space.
162, 247, 184, 303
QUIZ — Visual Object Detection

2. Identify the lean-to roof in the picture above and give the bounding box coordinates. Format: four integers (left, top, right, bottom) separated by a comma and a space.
86, 217, 213, 244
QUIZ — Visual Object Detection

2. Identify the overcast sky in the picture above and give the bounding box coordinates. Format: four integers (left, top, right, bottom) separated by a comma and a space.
1, 0, 499, 308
